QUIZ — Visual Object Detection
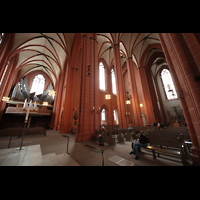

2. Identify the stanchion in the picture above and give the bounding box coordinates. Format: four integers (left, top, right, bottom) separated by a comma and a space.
101, 150, 104, 166
66, 136, 70, 155
17, 107, 30, 150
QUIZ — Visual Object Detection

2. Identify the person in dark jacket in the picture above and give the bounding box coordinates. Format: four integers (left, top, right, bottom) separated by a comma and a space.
130, 130, 147, 160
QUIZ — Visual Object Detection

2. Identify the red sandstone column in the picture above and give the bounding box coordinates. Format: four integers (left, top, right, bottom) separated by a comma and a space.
108, 72, 114, 126
126, 57, 143, 126
145, 67, 162, 123
159, 33, 200, 165
113, 44, 128, 128
182, 33, 200, 72
138, 66, 156, 124
154, 78, 167, 123
60, 33, 82, 134
53, 72, 65, 130
0, 33, 15, 80
75, 33, 97, 142
90, 33, 100, 131
0, 55, 18, 121
59, 65, 74, 133
168, 33, 200, 128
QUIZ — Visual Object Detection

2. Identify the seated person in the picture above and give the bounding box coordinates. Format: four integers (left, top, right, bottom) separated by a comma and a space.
99, 126, 108, 146
130, 130, 147, 160
128, 123, 133, 128
128, 123, 133, 133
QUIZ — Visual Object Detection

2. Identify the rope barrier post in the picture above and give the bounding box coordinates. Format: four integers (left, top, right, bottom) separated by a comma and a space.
101, 150, 104, 166
66, 136, 70, 155
18, 107, 30, 150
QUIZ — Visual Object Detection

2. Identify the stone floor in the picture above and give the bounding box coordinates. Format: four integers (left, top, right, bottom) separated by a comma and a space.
0, 128, 191, 166
0, 144, 79, 166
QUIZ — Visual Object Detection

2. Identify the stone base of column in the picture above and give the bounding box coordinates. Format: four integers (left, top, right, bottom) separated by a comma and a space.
191, 147, 200, 166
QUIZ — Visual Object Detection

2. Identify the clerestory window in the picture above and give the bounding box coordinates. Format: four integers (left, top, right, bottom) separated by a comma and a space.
0, 33, 4, 44
111, 69, 117, 95
0, 62, 9, 86
30, 74, 45, 95
99, 62, 105, 91
161, 69, 178, 100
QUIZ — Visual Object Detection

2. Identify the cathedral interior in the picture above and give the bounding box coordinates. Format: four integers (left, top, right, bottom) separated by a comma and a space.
0, 33, 200, 166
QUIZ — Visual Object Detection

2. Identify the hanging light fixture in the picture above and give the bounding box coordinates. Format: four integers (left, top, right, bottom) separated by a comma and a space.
105, 94, 111, 99
43, 102, 48, 106
2, 97, 10, 102
48, 90, 55, 96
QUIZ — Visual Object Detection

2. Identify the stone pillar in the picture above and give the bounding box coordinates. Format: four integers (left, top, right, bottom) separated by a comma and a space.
60, 33, 82, 134
90, 33, 99, 131
75, 33, 98, 142
182, 33, 200, 72
126, 57, 143, 126
113, 44, 128, 128
53, 70, 65, 131
0, 55, 18, 122
159, 33, 200, 165
138, 66, 156, 125
0, 33, 15, 80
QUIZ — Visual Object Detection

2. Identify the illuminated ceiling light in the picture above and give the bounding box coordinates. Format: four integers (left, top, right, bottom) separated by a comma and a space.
126, 100, 131, 104
140, 104, 143, 107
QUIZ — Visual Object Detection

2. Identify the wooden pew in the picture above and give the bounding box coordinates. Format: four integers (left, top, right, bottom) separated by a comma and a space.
124, 132, 131, 141
103, 126, 128, 144
117, 133, 124, 143
106, 132, 115, 146
144, 134, 191, 166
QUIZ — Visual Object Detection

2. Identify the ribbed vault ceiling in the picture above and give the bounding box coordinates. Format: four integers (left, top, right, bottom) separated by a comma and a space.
9, 33, 166, 89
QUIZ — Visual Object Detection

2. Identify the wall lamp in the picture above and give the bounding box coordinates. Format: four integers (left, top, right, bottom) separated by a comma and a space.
88, 65, 91, 76
97, 107, 101, 115
72, 67, 78, 71
105, 94, 111, 99
2, 97, 10, 102
48, 90, 55, 96
91, 106, 95, 114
